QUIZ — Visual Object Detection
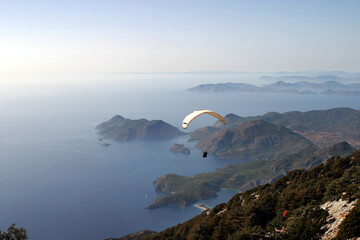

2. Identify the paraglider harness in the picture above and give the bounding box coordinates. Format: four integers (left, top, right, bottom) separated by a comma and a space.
274, 226, 285, 239
274, 210, 288, 238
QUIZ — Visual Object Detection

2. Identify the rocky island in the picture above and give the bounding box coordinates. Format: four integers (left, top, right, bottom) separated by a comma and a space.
169, 143, 190, 155
96, 115, 185, 141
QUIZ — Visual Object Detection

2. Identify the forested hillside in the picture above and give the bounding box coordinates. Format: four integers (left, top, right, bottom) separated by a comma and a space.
146, 150, 360, 240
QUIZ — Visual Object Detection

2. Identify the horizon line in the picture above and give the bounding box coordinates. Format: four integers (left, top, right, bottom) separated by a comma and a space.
107, 70, 360, 75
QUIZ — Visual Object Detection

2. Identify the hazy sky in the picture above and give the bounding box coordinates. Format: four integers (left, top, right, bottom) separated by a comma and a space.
1, 0, 359, 80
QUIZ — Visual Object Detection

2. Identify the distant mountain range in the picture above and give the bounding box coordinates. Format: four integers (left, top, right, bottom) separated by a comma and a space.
96, 115, 185, 141
188, 80, 360, 95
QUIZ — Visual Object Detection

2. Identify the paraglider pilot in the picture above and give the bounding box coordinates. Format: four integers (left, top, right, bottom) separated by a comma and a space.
202, 151, 208, 158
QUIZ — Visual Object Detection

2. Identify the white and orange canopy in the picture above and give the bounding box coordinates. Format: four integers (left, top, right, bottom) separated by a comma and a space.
182, 110, 226, 129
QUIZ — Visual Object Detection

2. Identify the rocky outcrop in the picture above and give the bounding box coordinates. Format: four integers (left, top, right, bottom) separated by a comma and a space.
321, 199, 358, 240
169, 144, 190, 155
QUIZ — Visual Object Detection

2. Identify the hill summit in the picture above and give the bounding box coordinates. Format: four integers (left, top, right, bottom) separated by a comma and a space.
197, 120, 316, 160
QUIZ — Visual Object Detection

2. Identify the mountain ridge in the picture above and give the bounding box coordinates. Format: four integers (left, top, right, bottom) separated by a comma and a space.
196, 120, 316, 160
192, 107, 360, 149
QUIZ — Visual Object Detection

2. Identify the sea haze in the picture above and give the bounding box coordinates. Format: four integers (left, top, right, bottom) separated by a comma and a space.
1, 74, 360, 240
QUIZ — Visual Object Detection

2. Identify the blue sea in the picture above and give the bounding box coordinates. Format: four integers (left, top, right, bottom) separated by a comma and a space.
1, 73, 360, 239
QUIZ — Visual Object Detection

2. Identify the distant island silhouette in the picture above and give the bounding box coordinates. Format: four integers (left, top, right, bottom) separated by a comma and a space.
188, 80, 360, 96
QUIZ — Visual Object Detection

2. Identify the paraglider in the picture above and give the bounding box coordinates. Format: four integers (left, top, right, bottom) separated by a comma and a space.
182, 110, 226, 158
182, 110, 226, 129
274, 210, 289, 237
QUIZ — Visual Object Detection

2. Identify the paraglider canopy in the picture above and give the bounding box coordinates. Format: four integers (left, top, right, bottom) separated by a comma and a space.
182, 110, 226, 129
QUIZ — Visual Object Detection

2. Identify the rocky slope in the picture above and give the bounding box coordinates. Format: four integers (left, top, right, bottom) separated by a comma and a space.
96, 115, 185, 141
320, 199, 358, 240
